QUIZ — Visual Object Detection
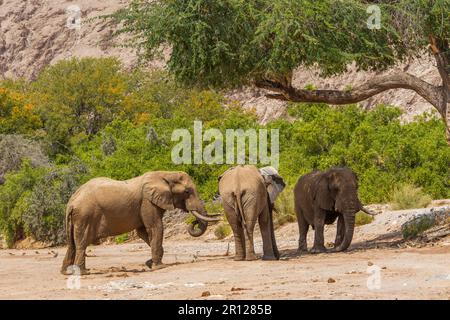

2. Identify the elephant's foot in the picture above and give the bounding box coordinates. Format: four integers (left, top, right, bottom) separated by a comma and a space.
245, 253, 257, 261
145, 259, 165, 270
332, 245, 348, 252
262, 254, 278, 261
298, 245, 308, 253
310, 246, 327, 254
61, 265, 89, 275
233, 255, 245, 261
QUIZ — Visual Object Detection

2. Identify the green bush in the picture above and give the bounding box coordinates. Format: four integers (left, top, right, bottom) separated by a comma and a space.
401, 215, 436, 239
355, 212, 374, 226
214, 223, 232, 240
390, 184, 433, 210
115, 233, 130, 244
274, 186, 297, 228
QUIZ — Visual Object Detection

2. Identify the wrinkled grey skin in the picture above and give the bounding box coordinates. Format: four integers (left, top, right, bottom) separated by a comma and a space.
61, 171, 220, 275
218, 165, 285, 261
294, 167, 370, 253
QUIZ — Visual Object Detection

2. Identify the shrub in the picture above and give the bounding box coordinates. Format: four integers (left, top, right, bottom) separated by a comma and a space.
274, 186, 297, 228
21, 163, 88, 245
0, 161, 46, 247
401, 215, 436, 239
114, 233, 129, 244
355, 212, 374, 226
214, 223, 231, 240
0, 134, 49, 177
390, 184, 432, 210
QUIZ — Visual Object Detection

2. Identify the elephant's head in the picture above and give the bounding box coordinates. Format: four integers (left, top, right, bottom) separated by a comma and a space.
313, 167, 364, 250
259, 167, 286, 204
142, 171, 221, 237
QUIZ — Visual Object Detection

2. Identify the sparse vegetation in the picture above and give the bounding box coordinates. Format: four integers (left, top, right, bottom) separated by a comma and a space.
390, 184, 433, 210
355, 212, 374, 226
214, 223, 232, 240
401, 215, 436, 239
114, 233, 129, 244
274, 186, 297, 228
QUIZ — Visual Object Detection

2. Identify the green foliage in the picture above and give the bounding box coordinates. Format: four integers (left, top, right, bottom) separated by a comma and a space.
355, 212, 374, 226
401, 215, 436, 239
279, 103, 449, 203
0, 161, 86, 247
31, 57, 128, 152
274, 186, 297, 227
390, 184, 433, 210
214, 223, 232, 240
0, 161, 47, 247
114, 233, 130, 244
110, 0, 449, 88
0, 87, 42, 135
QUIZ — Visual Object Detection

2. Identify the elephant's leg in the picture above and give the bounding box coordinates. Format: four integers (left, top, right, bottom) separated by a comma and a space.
297, 211, 309, 253
311, 210, 327, 254
258, 206, 278, 260
72, 224, 91, 275
223, 202, 245, 260
136, 227, 153, 269
229, 222, 246, 261
141, 202, 165, 270
61, 244, 76, 275
244, 218, 257, 261
334, 214, 345, 249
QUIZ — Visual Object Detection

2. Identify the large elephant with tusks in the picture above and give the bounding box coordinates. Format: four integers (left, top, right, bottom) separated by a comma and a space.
61, 171, 220, 275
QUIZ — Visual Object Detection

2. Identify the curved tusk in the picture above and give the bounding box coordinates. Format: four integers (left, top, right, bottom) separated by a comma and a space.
190, 210, 222, 222
360, 206, 379, 216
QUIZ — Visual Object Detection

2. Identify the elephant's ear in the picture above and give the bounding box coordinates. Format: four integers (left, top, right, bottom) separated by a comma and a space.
313, 175, 334, 211
143, 178, 175, 211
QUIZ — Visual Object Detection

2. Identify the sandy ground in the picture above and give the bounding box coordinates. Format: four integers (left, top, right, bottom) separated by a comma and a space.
1, 207, 449, 300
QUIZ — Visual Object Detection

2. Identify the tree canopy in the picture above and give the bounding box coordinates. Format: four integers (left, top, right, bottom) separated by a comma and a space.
110, 0, 450, 142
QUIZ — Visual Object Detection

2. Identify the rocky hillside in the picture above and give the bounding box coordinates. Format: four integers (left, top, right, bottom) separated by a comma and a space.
0, 0, 439, 122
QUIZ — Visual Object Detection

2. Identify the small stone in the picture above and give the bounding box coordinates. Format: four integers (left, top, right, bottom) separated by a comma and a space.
201, 291, 211, 297
368, 261, 374, 266
327, 278, 336, 283
382, 266, 387, 269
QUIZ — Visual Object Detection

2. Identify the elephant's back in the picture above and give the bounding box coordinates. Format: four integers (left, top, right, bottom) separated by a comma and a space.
219, 165, 265, 195
69, 177, 134, 209
294, 171, 321, 207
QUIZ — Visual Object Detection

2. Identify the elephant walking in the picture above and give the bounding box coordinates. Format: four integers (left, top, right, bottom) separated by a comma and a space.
294, 167, 377, 253
61, 171, 220, 275
218, 165, 285, 261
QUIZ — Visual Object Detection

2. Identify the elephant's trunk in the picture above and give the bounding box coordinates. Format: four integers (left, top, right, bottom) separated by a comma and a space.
187, 219, 208, 237
336, 212, 355, 251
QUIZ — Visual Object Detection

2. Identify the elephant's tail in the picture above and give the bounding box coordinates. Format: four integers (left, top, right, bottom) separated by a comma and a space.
65, 205, 75, 251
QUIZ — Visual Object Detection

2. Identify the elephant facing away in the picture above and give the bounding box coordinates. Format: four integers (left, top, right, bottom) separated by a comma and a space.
61, 171, 220, 275
294, 167, 377, 253
218, 165, 286, 261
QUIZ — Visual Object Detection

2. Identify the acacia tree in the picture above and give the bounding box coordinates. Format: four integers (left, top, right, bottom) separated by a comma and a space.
111, 0, 450, 143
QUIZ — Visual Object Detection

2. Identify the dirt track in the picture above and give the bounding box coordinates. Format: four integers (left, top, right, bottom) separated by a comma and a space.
1, 216, 449, 300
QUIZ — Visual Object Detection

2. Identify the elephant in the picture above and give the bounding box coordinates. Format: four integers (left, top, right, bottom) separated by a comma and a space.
293, 167, 377, 253
61, 171, 220, 275
218, 165, 286, 261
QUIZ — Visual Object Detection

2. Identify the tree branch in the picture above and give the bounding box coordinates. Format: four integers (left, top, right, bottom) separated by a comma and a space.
255, 72, 444, 114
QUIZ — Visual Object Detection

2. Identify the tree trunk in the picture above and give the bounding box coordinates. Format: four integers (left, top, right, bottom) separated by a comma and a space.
255, 38, 450, 146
